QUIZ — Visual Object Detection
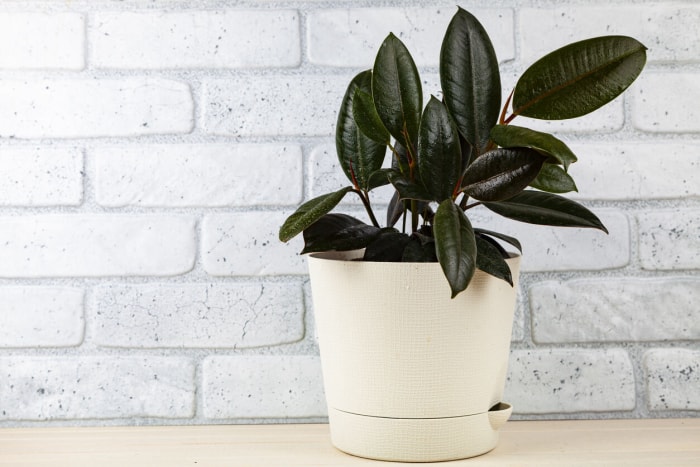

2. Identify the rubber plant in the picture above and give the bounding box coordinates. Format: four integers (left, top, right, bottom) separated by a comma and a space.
279, 7, 647, 298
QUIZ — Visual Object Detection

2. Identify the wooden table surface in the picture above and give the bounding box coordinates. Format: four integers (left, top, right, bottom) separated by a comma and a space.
1, 419, 699, 466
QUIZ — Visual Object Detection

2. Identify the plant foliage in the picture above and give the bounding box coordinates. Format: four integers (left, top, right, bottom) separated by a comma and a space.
279, 7, 647, 297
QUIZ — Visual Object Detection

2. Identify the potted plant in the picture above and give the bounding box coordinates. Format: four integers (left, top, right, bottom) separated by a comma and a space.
279, 7, 646, 462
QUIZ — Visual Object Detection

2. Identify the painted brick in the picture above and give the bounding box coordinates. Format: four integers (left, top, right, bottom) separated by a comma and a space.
638, 210, 700, 270
0, 287, 84, 348
0, 147, 83, 206
632, 73, 700, 133
0, 215, 196, 277
505, 349, 635, 414
531, 278, 700, 343
203, 75, 350, 137
95, 144, 302, 207
0, 12, 84, 70
202, 356, 326, 419
0, 356, 194, 420
202, 212, 306, 276
520, 6, 700, 64
476, 209, 629, 272
93, 282, 304, 349
645, 349, 700, 411
566, 143, 700, 200
307, 7, 514, 67
91, 10, 300, 69
0, 79, 193, 139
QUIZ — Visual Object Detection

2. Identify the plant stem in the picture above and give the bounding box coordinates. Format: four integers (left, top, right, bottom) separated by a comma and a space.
464, 201, 482, 210
354, 189, 380, 228
410, 199, 419, 233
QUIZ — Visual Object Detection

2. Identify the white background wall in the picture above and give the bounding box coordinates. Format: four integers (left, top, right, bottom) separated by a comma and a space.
0, 0, 698, 426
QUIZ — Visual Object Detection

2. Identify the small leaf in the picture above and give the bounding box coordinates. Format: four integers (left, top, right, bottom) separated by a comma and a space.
417, 97, 462, 202
363, 229, 411, 262
513, 36, 647, 120
474, 228, 522, 253
402, 235, 438, 262
336, 70, 387, 190
490, 125, 577, 170
434, 199, 477, 298
530, 163, 578, 193
373, 33, 423, 148
301, 214, 381, 254
366, 168, 393, 191
440, 7, 501, 153
279, 187, 354, 242
353, 89, 391, 144
483, 190, 608, 232
475, 235, 513, 286
387, 170, 434, 202
462, 148, 546, 201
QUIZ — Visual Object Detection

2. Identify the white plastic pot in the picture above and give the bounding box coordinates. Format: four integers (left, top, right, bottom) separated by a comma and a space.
308, 250, 520, 462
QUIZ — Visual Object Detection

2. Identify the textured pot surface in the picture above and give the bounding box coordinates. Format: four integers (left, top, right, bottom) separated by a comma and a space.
309, 250, 520, 461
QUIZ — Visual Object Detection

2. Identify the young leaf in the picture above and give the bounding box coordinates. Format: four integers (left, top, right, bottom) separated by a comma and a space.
434, 199, 477, 298
352, 89, 390, 144
363, 229, 411, 262
461, 148, 546, 201
301, 214, 381, 254
336, 70, 387, 190
483, 190, 608, 232
387, 170, 434, 202
490, 125, 577, 170
475, 235, 513, 286
513, 36, 647, 120
279, 187, 354, 242
402, 235, 438, 262
373, 33, 422, 148
474, 228, 522, 253
530, 163, 578, 194
417, 97, 462, 202
440, 7, 501, 153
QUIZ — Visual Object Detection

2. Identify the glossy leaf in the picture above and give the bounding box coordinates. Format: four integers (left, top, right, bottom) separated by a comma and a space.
279, 187, 354, 242
387, 170, 434, 202
475, 235, 513, 286
440, 7, 501, 153
336, 70, 388, 190
474, 228, 522, 253
402, 234, 438, 262
461, 148, 546, 201
301, 214, 380, 254
373, 33, 422, 148
530, 163, 578, 193
363, 229, 411, 262
353, 89, 390, 144
513, 36, 647, 120
417, 97, 462, 202
434, 199, 477, 298
490, 125, 577, 170
483, 190, 608, 232
366, 168, 393, 191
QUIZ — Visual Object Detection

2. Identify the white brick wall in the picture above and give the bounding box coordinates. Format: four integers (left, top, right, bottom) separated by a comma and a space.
0, 0, 697, 427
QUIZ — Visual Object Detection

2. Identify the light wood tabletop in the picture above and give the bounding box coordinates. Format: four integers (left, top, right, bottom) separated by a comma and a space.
1, 419, 698, 466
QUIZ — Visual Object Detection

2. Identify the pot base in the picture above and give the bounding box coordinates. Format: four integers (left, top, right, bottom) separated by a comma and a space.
328, 403, 513, 462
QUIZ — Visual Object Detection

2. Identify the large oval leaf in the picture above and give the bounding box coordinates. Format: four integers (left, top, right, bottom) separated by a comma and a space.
483, 190, 608, 232
417, 97, 462, 202
434, 199, 477, 298
372, 33, 422, 148
352, 89, 390, 144
530, 163, 578, 193
513, 36, 647, 120
279, 187, 354, 242
490, 124, 577, 170
336, 70, 388, 190
301, 214, 380, 254
461, 148, 546, 201
440, 7, 501, 153
475, 235, 513, 286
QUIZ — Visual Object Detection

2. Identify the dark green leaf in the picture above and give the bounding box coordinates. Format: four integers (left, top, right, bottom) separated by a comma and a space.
474, 228, 522, 252
513, 36, 647, 120
433, 199, 477, 298
440, 7, 501, 153
402, 235, 438, 262
301, 214, 381, 254
417, 97, 462, 202
391, 140, 411, 175
461, 148, 546, 201
475, 235, 513, 286
363, 229, 410, 262
387, 170, 434, 202
386, 190, 404, 227
352, 89, 391, 144
336, 70, 388, 190
490, 125, 577, 170
366, 168, 393, 191
530, 163, 578, 193
483, 190, 608, 232
373, 33, 422, 148
279, 187, 354, 242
